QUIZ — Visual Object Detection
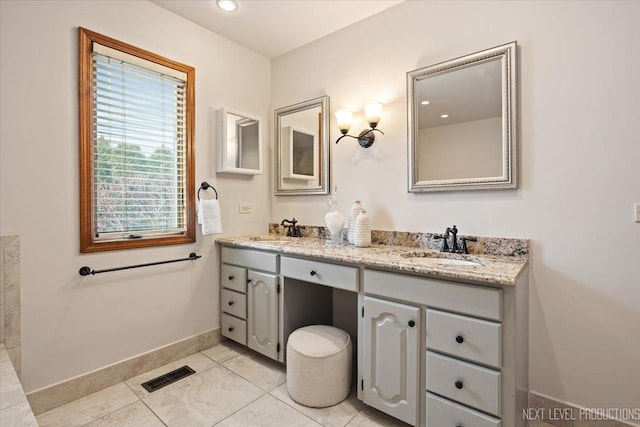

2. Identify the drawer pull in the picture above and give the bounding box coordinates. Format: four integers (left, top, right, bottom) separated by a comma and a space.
408, 320, 415, 327
228, 275, 234, 280
310, 270, 317, 276
455, 335, 464, 344
228, 327, 234, 332
455, 380, 464, 390
228, 301, 234, 306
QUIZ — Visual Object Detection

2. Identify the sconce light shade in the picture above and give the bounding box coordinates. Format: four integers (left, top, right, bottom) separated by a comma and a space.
335, 110, 353, 133
335, 103, 384, 148
364, 102, 383, 128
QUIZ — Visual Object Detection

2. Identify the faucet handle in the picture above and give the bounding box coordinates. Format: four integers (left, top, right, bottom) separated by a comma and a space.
460, 236, 477, 254
434, 234, 450, 252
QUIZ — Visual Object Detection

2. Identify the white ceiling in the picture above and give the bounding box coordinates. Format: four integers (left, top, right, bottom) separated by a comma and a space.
150, 0, 403, 58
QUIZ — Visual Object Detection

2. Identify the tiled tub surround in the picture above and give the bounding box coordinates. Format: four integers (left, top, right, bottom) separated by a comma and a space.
1, 235, 22, 377
0, 344, 38, 426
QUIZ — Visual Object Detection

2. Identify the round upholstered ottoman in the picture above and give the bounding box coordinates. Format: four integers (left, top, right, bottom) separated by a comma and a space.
286, 325, 352, 408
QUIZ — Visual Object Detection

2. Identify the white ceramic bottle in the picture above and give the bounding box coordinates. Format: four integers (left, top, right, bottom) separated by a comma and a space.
353, 210, 371, 248
347, 201, 364, 245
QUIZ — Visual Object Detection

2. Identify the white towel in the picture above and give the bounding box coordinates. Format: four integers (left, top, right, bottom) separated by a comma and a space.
198, 199, 222, 235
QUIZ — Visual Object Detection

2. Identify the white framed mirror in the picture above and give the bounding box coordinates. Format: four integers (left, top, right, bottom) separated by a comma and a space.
216, 108, 262, 175
407, 42, 517, 192
274, 96, 329, 195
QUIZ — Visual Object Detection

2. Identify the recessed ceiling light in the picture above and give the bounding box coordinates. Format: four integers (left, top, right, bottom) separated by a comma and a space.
217, 0, 237, 12
421, 100, 430, 105
440, 114, 449, 118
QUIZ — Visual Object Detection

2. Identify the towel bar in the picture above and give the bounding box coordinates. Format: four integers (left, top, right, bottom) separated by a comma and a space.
79, 252, 201, 276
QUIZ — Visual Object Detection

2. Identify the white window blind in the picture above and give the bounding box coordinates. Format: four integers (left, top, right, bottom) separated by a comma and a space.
92, 47, 187, 239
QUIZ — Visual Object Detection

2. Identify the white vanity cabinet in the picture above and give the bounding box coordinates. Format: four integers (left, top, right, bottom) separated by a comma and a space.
362, 296, 420, 426
363, 269, 528, 427
217, 239, 527, 427
220, 247, 279, 360
247, 270, 279, 359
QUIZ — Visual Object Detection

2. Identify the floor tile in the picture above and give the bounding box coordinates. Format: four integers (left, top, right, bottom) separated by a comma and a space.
201, 340, 247, 364
82, 401, 164, 427
271, 383, 364, 427
0, 401, 39, 426
216, 393, 321, 427
125, 352, 217, 399
143, 364, 264, 427
222, 352, 286, 392
345, 407, 411, 427
35, 383, 138, 427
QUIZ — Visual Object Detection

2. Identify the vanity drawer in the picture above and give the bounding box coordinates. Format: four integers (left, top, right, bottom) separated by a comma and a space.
221, 247, 278, 273
426, 309, 501, 368
221, 264, 247, 293
426, 392, 501, 427
281, 256, 358, 292
221, 313, 247, 346
364, 269, 501, 321
426, 351, 501, 416
221, 288, 247, 319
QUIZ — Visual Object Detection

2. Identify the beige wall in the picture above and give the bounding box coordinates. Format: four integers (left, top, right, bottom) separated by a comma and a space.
0, 0, 271, 392
418, 117, 503, 181
272, 0, 640, 413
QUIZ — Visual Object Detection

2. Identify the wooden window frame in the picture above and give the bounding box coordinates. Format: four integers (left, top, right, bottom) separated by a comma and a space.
79, 27, 196, 253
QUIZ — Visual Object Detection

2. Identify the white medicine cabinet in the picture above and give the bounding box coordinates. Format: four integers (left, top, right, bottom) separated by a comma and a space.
216, 108, 263, 175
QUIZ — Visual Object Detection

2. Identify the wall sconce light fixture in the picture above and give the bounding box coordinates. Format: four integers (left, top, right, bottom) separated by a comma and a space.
335, 102, 384, 148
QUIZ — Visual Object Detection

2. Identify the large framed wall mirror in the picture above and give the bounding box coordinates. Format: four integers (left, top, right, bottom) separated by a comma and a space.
217, 108, 263, 175
407, 42, 517, 192
274, 96, 329, 195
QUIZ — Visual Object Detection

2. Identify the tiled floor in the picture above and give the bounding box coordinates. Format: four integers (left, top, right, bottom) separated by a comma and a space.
34, 341, 408, 427
34, 340, 557, 427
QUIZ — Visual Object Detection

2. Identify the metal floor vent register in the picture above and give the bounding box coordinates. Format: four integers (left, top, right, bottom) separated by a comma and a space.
141, 365, 196, 393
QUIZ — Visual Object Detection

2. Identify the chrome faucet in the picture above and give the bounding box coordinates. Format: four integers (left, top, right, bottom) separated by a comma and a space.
281, 218, 301, 237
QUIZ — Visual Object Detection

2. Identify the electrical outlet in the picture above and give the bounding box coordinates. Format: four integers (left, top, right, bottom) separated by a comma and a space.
239, 202, 252, 214
635, 203, 640, 222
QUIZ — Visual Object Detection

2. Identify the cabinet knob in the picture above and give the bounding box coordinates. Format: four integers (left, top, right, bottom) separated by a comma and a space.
228, 327, 234, 332
310, 270, 317, 276
455, 380, 464, 390
247, 279, 252, 284
408, 320, 415, 327
228, 301, 234, 306
455, 335, 464, 344
228, 275, 234, 281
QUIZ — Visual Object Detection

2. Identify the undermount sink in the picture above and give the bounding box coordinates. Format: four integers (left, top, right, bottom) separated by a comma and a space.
400, 251, 486, 267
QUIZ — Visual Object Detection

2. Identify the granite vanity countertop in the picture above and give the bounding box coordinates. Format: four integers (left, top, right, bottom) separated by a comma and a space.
215, 235, 528, 286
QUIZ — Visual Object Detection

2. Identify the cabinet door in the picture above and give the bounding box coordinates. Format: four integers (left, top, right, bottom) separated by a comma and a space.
363, 296, 420, 426
247, 270, 279, 360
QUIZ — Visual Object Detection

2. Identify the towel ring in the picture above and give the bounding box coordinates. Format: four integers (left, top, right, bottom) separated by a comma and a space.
198, 182, 218, 200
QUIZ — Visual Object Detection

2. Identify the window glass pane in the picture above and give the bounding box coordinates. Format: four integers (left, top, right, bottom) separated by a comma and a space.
92, 52, 186, 237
